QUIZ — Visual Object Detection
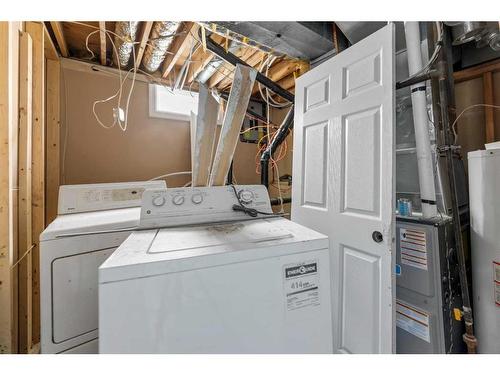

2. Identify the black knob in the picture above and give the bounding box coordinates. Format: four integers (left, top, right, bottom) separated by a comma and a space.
372, 231, 383, 243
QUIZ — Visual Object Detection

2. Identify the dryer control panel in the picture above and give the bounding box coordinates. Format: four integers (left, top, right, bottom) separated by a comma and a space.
139, 185, 273, 228
58, 181, 167, 214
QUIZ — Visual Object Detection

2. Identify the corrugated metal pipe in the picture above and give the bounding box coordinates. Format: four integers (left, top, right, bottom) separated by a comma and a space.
142, 21, 179, 73
404, 22, 437, 218
196, 40, 240, 84
113, 21, 139, 67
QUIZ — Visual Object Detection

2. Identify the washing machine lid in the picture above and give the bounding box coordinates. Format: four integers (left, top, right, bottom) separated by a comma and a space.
99, 217, 329, 283
40, 207, 141, 241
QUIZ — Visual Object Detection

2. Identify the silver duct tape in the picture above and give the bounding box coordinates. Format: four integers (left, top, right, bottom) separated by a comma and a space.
113, 21, 139, 67
142, 21, 179, 73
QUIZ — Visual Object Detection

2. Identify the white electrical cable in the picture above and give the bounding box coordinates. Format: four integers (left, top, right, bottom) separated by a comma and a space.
452, 103, 500, 144
148, 171, 192, 181
257, 54, 293, 108
88, 22, 139, 132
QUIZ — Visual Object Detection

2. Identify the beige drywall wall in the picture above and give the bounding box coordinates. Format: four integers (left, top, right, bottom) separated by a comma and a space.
61, 61, 192, 187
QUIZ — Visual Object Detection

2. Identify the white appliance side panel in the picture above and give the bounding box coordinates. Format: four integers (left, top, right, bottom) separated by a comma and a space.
52, 247, 115, 343
292, 24, 395, 353
99, 249, 332, 353
468, 150, 500, 353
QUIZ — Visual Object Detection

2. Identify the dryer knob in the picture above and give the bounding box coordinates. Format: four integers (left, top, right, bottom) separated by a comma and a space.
152, 196, 166, 207
191, 193, 203, 204
172, 195, 185, 206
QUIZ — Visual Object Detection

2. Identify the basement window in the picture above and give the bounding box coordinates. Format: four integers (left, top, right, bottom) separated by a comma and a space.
149, 84, 198, 121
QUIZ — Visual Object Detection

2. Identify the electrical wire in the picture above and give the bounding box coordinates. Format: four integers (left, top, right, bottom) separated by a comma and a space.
451, 103, 500, 144
148, 171, 192, 181
230, 185, 274, 217
257, 54, 293, 108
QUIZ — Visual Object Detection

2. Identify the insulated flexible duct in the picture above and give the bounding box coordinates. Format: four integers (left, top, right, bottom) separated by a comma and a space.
142, 21, 179, 73
113, 21, 139, 67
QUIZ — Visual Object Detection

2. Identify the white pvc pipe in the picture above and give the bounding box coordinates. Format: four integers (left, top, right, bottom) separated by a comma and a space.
404, 22, 438, 217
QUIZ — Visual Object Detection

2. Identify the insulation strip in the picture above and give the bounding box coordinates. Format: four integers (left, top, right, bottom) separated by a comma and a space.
113, 21, 139, 67
142, 21, 179, 73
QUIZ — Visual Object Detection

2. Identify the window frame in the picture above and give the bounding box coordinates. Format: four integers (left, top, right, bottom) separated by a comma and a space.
148, 84, 199, 122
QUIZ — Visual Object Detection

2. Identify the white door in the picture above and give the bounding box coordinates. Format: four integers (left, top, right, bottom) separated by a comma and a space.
291, 24, 395, 353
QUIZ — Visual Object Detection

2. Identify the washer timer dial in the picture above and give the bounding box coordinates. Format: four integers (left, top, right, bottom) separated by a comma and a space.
238, 190, 254, 204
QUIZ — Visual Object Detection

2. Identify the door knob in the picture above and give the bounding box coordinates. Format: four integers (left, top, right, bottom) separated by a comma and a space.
372, 231, 383, 243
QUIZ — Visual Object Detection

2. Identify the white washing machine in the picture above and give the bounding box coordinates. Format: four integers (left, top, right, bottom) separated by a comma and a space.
40, 180, 166, 354
99, 185, 333, 354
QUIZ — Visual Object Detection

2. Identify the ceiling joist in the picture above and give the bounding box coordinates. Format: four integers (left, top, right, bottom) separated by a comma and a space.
98, 21, 107, 66
43, 24, 59, 60
135, 21, 154, 68
186, 34, 224, 84
50, 21, 69, 57
161, 22, 198, 79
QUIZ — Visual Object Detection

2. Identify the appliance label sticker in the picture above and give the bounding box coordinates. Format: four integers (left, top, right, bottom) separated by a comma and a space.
494, 261, 500, 307
396, 299, 431, 343
400, 228, 428, 271
283, 260, 320, 311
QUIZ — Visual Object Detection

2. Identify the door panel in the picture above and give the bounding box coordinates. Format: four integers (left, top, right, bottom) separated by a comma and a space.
292, 24, 395, 353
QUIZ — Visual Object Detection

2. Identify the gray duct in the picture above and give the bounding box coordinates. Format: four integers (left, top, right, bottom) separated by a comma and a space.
447, 21, 500, 51
195, 41, 239, 84
113, 21, 139, 67
142, 21, 179, 73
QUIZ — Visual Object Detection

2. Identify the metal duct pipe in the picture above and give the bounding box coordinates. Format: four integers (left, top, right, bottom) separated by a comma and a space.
197, 56, 223, 83
404, 22, 437, 218
196, 41, 240, 84
113, 21, 139, 67
142, 21, 179, 73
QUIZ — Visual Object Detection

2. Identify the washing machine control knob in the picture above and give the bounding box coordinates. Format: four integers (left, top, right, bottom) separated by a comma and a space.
172, 195, 185, 206
239, 190, 254, 204
191, 193, 203, 204
152, 196, 166, 207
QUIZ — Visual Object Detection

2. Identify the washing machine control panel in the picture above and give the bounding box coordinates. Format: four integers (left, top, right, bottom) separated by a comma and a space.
139, 185, 273, 228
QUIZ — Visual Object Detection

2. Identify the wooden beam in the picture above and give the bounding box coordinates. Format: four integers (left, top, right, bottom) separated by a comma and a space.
209, 65, 257, 186
161, 22, 198, 79
453, 58, 500, 83
98, 21, 107, 66
186, 34, 224, 84
18, 31, 33, 354
45, 59, 60, 224
43, 24, 58, 60
49, 22, 68, 58
135, 21, 153, 68
192, 84, 220, 187
208, 62, 234, 89
25, 22, 44, 347
483, 71, 496, 143
0, 21, 16, 355
217, 48, 260, 90
250, 59, 297, 94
